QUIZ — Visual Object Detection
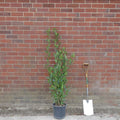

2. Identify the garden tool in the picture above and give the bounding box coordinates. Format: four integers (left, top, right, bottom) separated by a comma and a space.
83, 63, 94, 116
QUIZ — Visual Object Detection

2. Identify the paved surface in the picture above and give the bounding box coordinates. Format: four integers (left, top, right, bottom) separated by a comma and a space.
0, 114, 120, 120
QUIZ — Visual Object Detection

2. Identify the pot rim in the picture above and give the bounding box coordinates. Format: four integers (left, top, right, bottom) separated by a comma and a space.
53, 103, 66, 107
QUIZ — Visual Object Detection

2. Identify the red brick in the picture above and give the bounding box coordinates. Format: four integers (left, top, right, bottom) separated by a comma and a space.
97, 18, 109, 22
104, 4, 115, 8
13, 31, 24, 34
61, 8, 72, 12
68, 4, 79, 7
0, 3, 10, 7
24, 13, 33, 16
18, 8, 29, 12
74, 0, 84, 3
114, 23, 120, 27
37, 0, 48, 3
18, 44, 30, 47
44, 13, 55, 17
110, 18, 120, 22
0, 17, 5, 21
18, 0, 29, 2
61, 0, 72, 3
5, 8, 17, 12
33, 4, 42, 7
42, 22, 54, 26
5, 0, 17, 2
2, 81, 12, 84
5, 17, 17, 21
115, 31, 120, 35
110, 9, 120, 12
11, 3, 22, 7
74, 8, 84, 12
0, 0, 4, 2
86, 0, 98, 3
30, 0, 36, 2
29, 8, 36, 12
61, 27, 72, 31
68, 13, 77, 17
102, 9, 111, 13
104, 13, 114, 17
86, 9, 97, 12
43, 4, 54, 7
30, 35, 39, 39
80, 4, 91, 8
49, 0, 60, 3
73, 18, 84, 22
117, 4, 120, 8
18, 17, 29, 21
102, 23, 113, 26
12, 13, 23, 16
24, 31, 42, 34
7, 35, 18, 38
0, 35, 5, 38
0, 31, 10, 34
56, 13, 67, 17
92, 4, 104, 8
24, 40, 35, 43
23, 3, 32, 7
37, 8, 49, 12
37, 18, 48, 21
98, 0, 109, 3
80, 13, 91, 17
0, 8, 4, 11
34, 13, 43, 16
113, 49, 120, 52
93, 13, 103, 17
56, 3, 66, 7
49, 8, 60, 12
110, 0, 120, 3
85, 18, 97, 22
97, 27, 107, 31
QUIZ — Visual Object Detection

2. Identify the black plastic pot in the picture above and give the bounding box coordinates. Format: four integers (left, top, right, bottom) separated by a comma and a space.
53, 103, 66, 119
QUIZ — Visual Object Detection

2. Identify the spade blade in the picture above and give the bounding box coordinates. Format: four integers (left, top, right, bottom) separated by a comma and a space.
83, 99, 94, 116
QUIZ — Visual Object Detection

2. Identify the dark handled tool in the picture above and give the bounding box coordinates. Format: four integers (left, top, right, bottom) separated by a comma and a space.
83, 63, 89, 102
83, 63, 94, 116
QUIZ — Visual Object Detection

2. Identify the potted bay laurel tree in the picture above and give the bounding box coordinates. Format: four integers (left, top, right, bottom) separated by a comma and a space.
46, 28, 75, 119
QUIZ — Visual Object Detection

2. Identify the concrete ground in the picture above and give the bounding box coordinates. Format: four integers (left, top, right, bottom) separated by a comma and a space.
0, 114, 120, 120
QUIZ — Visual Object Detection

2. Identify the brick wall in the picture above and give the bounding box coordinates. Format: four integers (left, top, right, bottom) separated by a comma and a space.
0, 0, 120, 113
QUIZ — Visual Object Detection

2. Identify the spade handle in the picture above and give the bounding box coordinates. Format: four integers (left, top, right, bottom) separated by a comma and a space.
86, 73, 89, 102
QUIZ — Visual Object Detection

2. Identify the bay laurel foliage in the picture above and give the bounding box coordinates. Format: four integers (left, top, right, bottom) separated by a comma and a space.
46, 28, 75, 106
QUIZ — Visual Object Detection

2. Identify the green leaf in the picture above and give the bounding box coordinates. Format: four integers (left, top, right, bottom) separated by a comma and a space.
71, 53, 75, 58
